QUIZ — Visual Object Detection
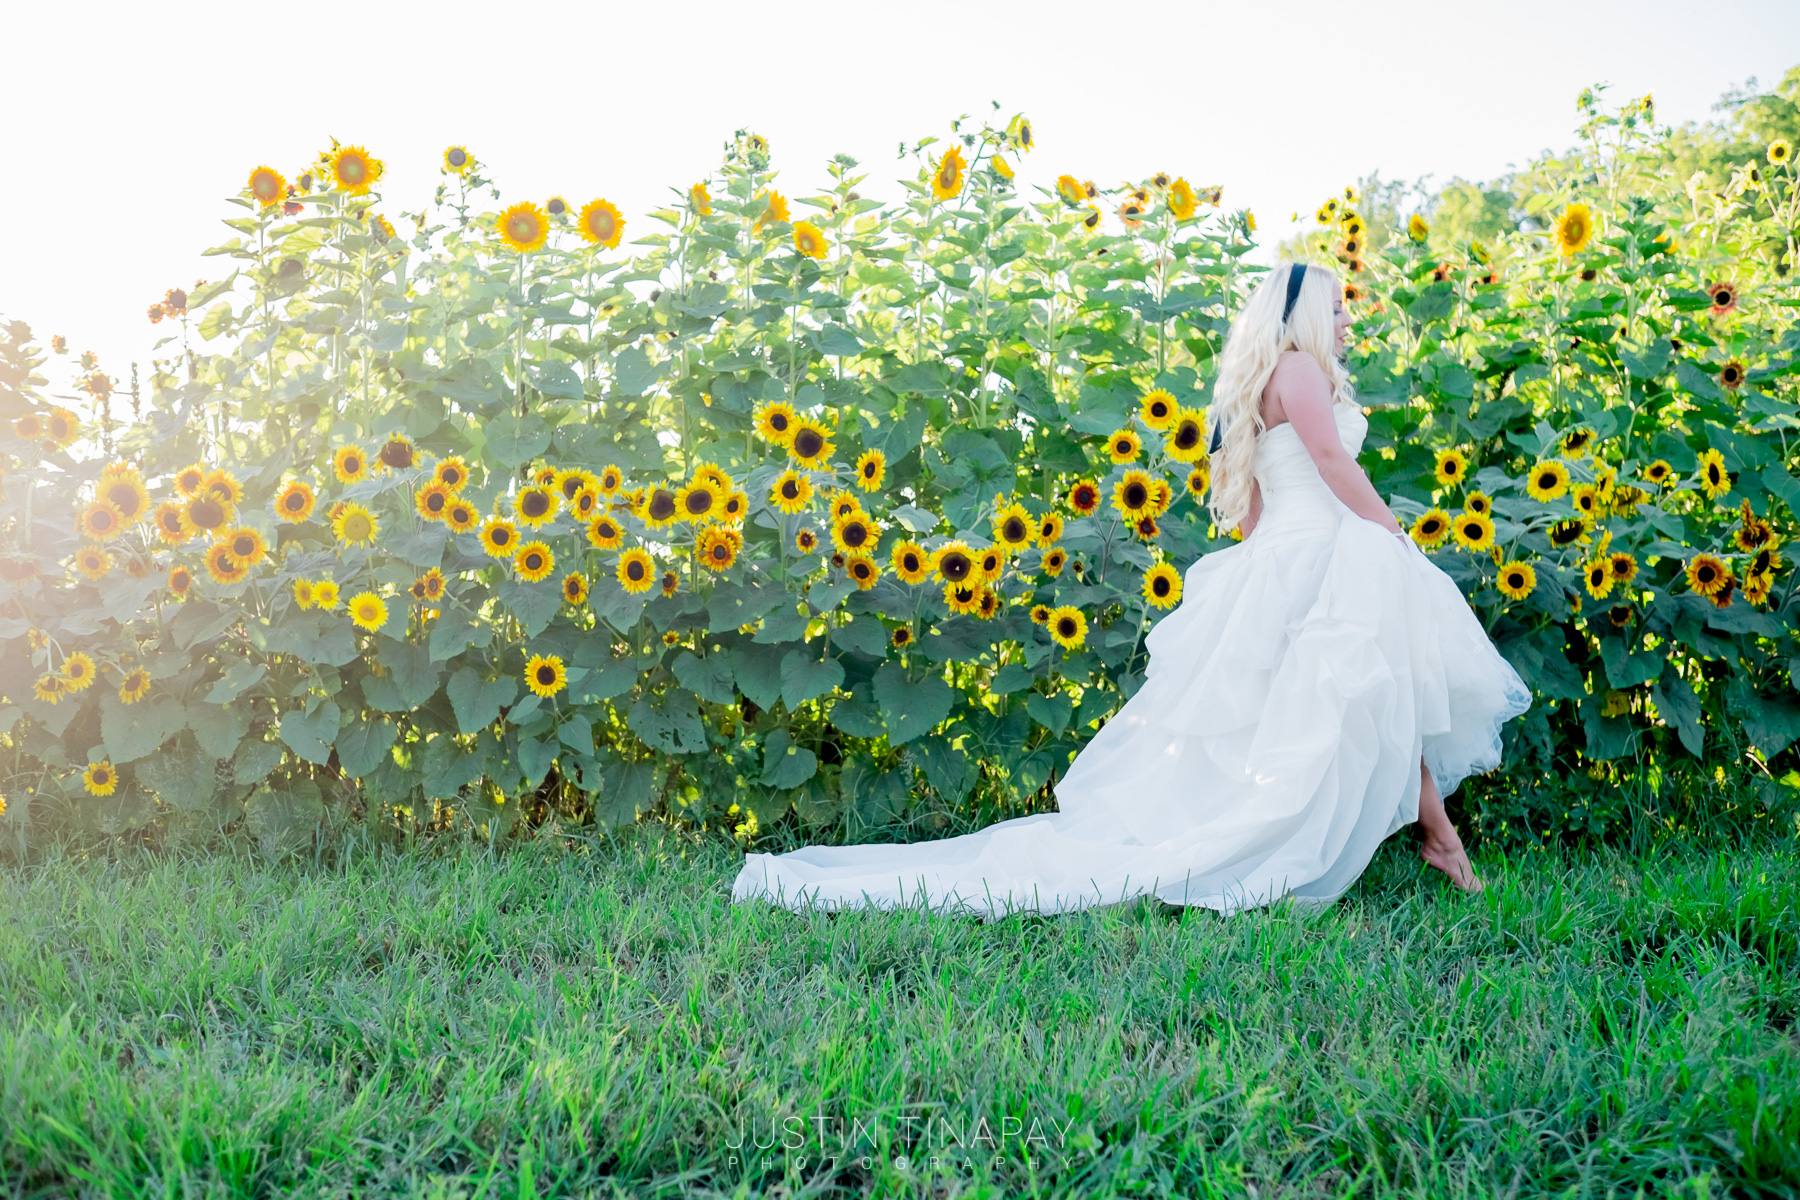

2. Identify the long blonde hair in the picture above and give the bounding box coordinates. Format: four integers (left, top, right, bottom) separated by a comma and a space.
1205, 261, 1355, 532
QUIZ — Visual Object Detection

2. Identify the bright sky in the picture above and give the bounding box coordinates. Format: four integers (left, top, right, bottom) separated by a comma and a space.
6, 0, 1798, 390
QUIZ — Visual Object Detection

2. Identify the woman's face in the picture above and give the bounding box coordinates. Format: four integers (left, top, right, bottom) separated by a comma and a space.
1332, 295, 1352, 351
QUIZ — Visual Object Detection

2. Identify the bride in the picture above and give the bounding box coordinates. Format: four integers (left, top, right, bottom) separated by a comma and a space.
731, 261, 1532, 920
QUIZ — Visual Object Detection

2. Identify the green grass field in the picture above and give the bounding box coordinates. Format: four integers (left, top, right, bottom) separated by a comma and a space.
1, 822, 1797, 1199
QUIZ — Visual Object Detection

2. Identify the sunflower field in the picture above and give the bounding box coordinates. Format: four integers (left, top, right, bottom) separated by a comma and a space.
4, 87, 1800, 856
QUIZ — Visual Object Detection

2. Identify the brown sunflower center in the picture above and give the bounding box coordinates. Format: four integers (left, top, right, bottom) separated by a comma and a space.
536, 665, 557, 686
1123, 482, 1148, 509
380, 440, 413, 468
842, 523, 869, 548
648, 491, 678, 521
684, 489, 714, 515
793, 429, 825, 459
940, 552, 972, 582
1173, 422, 1201, 450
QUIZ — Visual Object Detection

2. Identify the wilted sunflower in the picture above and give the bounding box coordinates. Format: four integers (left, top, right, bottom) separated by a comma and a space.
514, 542, 555, 583
617, 548, 656, 594
1718, 359, 1747, 390
1695, 448, 1731, 499
1411, 509, 1451, 549
1526, 461, 1570, 501
854, 449, 886, 492
1451, 510, 1495, 553
1551, 202, 1594, 255
82, 760, 119, 798
1685, 554, 1730, 596
333, 446, 369, 483
414, 481, 453, 523
524, 653, 567, 698
273, 480, 315, 523
831, 512, 878, 556
117, 668, 152, 705
79, 498, 127, 542
222, 526, 266, 569
75, 546, 112, 580
1068, 479, 1101, 514
1496, 561, 1536, 600
1046, 605, 1087, 650
374, 434, 414, 472
248, 165, 286, 207
688, 182, 713, 214
792, 221, 829, 260
497, 202, 549, 253
205, 542, 248, 585
1548, 519, 1587, 548
932, 146, 967, 202
1107, 429, 1142, 465
152, 500, 193, 545
1558, 428, 1594, 460
890, 539, 930, 584
578, 198, 625, 248
1733, 503, 1775, 552
1142, 562, 1182, 609
1433, 450, 1468, 487
332, 503, 378, 548
1164, 411, 1207, 463
33, 673, 66, 705
789, 420, 834, 467
1112, 470, 1155, 518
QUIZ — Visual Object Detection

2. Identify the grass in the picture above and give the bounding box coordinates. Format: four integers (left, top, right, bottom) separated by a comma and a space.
0, 819, 1797, 1199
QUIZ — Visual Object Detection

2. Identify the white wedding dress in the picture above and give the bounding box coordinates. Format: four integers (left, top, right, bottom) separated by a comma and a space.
731, 401, 1532, 920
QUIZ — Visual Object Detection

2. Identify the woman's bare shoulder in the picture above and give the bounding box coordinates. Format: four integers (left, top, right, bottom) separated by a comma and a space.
1269, 349, 1325, 385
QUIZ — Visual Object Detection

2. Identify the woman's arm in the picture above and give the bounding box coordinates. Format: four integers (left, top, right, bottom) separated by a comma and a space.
1268, 355, 1404, 536
1239, 480, 1263, 537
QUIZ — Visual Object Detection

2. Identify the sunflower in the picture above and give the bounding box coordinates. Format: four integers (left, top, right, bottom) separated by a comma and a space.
82, 760, 119, 798
975, 546, 1006, 583
1107, 428, 1142, 465
972, 587, 1003, 620
333, 446, 369, 483
403, 480, 448, 524
613, 547, 654, 594
1580, 559, 1614, 599
1685, 554, 1730, 596
79, 499, 126, 542
684, 181, 713, 215
433, 496, 475, 534
12, 413, 43, 439
61, 652, 96, 691
1143, 562, 1182, 609
204, 542, 247, 585
566, 487, 600, 523
167, 565, 194, 598
267, 479, 314, 524
326, 503, 375, 549
508, 485, 555, 529
936, 579, 979, 615
330, 145, 381, 194
1551, 202, 1594, 255
1054, 175, 1084, 206
889, 539, 930, 584
1409, 509, 1451, 549
673, 481, 719, 524
33, 673, 66, 705
1164, 412, 1207, 463
512, 542, 554, 583
44, 407, 80, 448
143, 500, 189, 546
1043, 548, 1069, 577
427, 456, 470, 492
1451, 510, 1495, 553
1706, 280, 1739, 317
1734, 508, 1776, 553
524, 653, 567, 698
890, 626, 914, 649
223, 526, 267, 569
1138, 389, 1178, 430
932, 146, 967, 202
1526, 461, 1570, 501
553, 571, 587, 606
791, 220, 829, 260
98, 468, 149, 521
1433, 449, 1468, 487
1496, 560, 1536, 600
1063, 479, 1099, 515
991, 155, 1015, 182
416, 568, 447, 604
745, 403, 800, 452
993, 503, 1034, 553
75, 546, 111, 580
248, 165, 287, 206
1112, 470, 1155, 518
828, 491, 864, 523
1548, 519, 1588, 548
1558, 428, 1594, 460
1695, 448, 1730, 499
658, 570, 679, 598
531, 465, 559, 488
307, 580, 337, 611
117, 668, 152, 705
930, 541, 977, 585
342, 591, 386, 632
1047, 605, 1087, 650
1453, 492, 1489, 520
1708, 577, 1737, 609
1572, 484, 1599, 519
789, 419, 834, 467
1031, 513, 1064, 548
473, 517, 515, 559
831, 512, 878, 556
443, 145, 472, 174
845, 554, 881, 590
1639, 459, 1673, 488
1167, 179, 1198, 221
493, 201, 549, 253
1599, 551, 1638, 587
766, 469, 812, 514
854, 449, 887, 492
1718, 359, 1746, 390
753, 190, 790, 231
293, 578, 317, 610
685, 524, 735, 573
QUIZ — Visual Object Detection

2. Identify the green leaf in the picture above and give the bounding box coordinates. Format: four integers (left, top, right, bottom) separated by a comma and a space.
731, 643, 786, 710
842, 758, 908, 830
204, 661, 267, 705
612, 345, 661, 395
829, 682, 887, 738
233, 738, 284, 786
530, 360, 586, 400
515, 734, 559, 789
781, 651, 844, 708
811, 324, 864, 356
913, 735, 975, 802
672, 651, 736, 705
707, 582, 786, 633
991, 663, 1036, 696
484, 412, 553, 468
420, 736, 483, 800
335, 716, 398, 778
135, 745, 217, 811
100, 695, 186, 764
1676, 359, 1723, 401
627, 694, 707, 754
279, 701, 343, 766
1650, 676, 1704, 757
594, 760, 656, 827
245, 781, 324, 859
592, 584, 649, 633
761, 727, 819, 788
190, 702, 250, 759
447, 668, 519, 735
498, 579, 562, 639
1025, 691, 1074, 736
1621, 338, 1672, 379
872, 661, 955, 746
832, 616, 890, 658
379, 638, 441, 707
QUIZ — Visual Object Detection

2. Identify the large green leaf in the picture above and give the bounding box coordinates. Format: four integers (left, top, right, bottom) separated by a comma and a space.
335, 716, 398, 778
761, 727, 819, 788
872, 662, 955, 746
780, 651, 844, 708
483, 412, 552, 468
279, 702, 343, 766
135, 745, 217, 811
447, 668, 519, 734
673, 651, 737, 705
100, 695, 186, 764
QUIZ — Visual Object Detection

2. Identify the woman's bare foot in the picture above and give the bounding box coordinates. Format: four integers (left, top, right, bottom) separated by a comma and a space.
1420, 830, 1485, 894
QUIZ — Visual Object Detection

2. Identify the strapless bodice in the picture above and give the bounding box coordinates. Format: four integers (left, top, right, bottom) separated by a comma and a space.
1250, 403, 1368, 538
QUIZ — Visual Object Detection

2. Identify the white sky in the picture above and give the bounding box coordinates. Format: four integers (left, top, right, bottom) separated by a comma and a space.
6, 0, 1798, 389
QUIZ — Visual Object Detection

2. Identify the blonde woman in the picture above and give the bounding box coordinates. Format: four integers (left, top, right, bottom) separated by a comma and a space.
733, 262, 1530, 920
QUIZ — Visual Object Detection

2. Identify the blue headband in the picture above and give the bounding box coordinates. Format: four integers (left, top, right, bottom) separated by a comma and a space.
1209, 264, 1310, 456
